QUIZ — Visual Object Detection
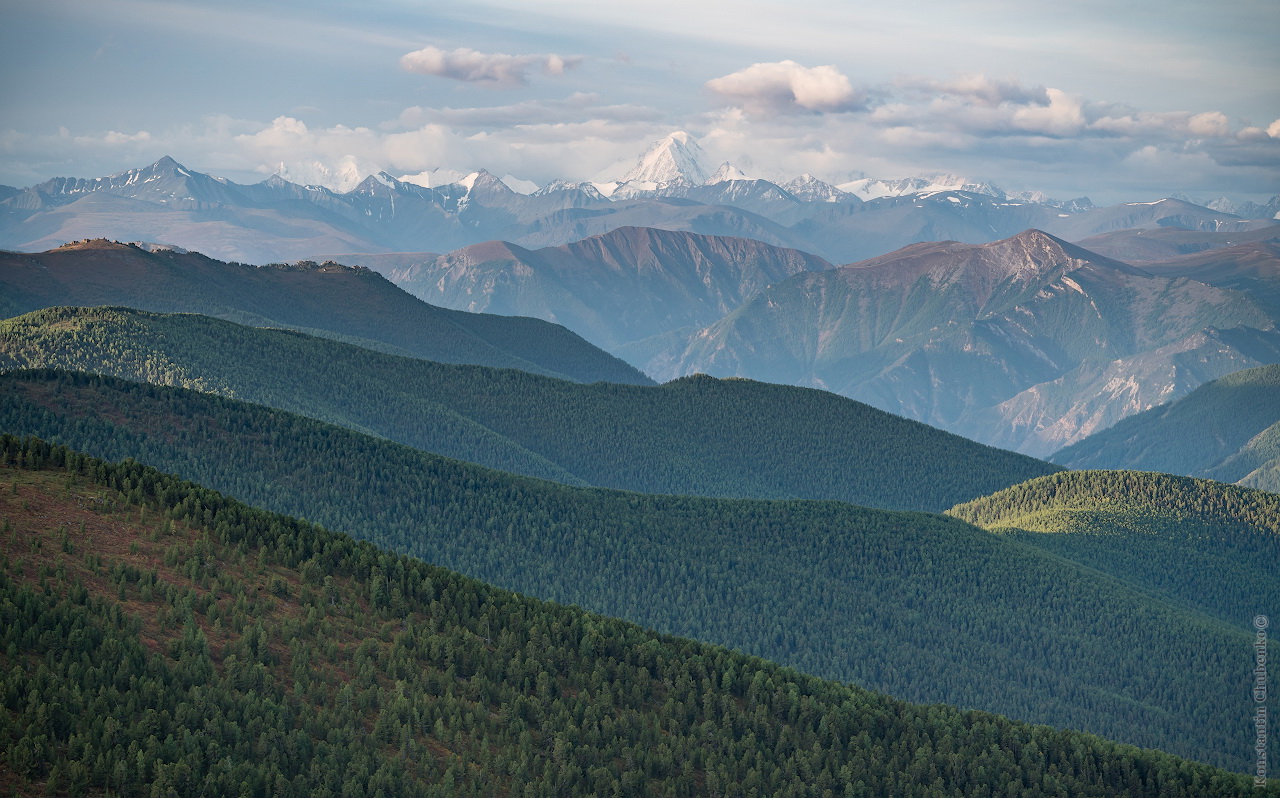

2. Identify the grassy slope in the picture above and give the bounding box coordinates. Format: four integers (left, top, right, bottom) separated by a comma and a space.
0, 370, 1268, 772
1, 437, 1265, 796
0, 306, 1060, 512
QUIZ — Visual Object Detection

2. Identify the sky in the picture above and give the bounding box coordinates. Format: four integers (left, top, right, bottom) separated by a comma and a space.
2, 0, 1278, 205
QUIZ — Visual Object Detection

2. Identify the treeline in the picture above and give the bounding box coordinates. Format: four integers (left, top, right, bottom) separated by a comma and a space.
947, 469, 1280, 625
0, 435, 1268, 797
0, 370, 1267, 771
0, 306, 1059, 511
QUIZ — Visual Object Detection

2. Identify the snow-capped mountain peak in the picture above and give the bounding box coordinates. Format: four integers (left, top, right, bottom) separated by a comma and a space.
706, 162, 752, 184
398, 166, 468, 189
782, 174, 849, 203
619, 131, 714, 186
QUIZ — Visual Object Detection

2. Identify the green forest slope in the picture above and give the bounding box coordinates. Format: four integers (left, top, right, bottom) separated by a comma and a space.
0, 307, 1059, 511
0, 370, 1269, 773
2, 436, 1266, 796
947, 469, 1280, 627
0, 239, 650, 385
1051, 365, 1280, 491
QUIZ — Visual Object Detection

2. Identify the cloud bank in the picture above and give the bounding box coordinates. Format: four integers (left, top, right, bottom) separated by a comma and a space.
400, 46, 582, 88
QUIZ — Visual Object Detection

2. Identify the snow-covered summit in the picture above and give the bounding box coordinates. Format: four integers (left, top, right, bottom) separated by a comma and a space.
277, 156, 376, 193
399, 166, 468, 190
707, 162, 753, 184
619, 131, 714, 187
782, 174, 850, 203
838, 174, 1008, 201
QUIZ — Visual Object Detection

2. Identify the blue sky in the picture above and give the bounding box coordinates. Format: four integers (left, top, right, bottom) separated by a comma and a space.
2, 0, 1277, 204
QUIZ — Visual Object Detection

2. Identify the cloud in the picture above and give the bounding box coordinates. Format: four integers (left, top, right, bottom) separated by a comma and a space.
389, 94, 662, 130
706, 60, 863, 115
896, 74, 1049, 106
400, 46, 582, 88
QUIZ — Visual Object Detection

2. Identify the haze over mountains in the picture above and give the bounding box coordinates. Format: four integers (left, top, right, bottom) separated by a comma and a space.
2, 132, 1275, 265
374, 225, 1280, 456
4, 126, 1280, 792
0, 238, 648, 385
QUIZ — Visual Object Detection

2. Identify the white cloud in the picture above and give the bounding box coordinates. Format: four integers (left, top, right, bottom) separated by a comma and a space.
896, 74, 1049, 106
1012, 88, 1085, 137
399, 46, 582, 88
706, 60, 862, 115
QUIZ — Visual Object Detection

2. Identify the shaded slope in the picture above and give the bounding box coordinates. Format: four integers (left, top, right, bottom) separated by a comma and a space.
0, 370, 1269, 771
0, 239, 651, 385
0, 307, 1058, 511
1051, 365, 1280, 482
2, 438, 1265, 796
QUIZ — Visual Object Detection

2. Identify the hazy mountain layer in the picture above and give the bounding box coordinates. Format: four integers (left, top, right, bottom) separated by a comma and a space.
625, 230, 1280, 455
0, 307, 1057, 511
1051, 364, 1280, 491
0, 239, 650, 385
347, 226, 835, 350
2, 437, 1264, 795
4, 156, 1273, 266
0, 370, 1271, 772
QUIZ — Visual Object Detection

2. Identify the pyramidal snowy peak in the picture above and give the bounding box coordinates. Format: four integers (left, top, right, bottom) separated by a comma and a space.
706, 162, 753, 184
619, 131, 714, 187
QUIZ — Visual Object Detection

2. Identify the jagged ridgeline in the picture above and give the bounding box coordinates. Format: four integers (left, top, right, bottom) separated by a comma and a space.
947, 469, 1280, 628
0, 370, 1271, 772
0, 239, 650, 386
0, 437, 1268, 797
0, 306, 1059, 511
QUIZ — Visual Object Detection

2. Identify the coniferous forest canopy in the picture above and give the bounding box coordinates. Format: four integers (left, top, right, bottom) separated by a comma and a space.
0, 306, 1060, 512
0, 435, 1271, 797
0, 370, 1273, 776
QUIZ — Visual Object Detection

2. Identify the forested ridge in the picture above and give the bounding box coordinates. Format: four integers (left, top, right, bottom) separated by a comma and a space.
0, 306, 1059, 511
1051, 364, 1280, 491
0, 240, 650, 385
0, 435, 1270, 797
0, 369, 1269, 772
947, 469, 1280, 626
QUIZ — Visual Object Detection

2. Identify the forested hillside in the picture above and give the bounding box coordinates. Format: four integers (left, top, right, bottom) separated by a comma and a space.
1052, 365, 1280, 491
0, 370, 1269, 772
0, 239, 650, 385
948, 469, 1280, 626
0, 307, 1059, 511
2, 436, 1266, 796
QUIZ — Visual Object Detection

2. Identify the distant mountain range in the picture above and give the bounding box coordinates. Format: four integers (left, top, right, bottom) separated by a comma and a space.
614, 230, 1280, 456
1052, 364, 1280, 491
348, 226, 835, 350
0, 238, 648, 385
2, 133, 1274, 264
